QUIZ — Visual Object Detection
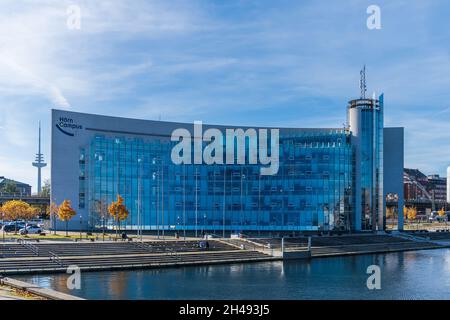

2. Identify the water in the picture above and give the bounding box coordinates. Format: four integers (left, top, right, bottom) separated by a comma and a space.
16, 249, 450, 300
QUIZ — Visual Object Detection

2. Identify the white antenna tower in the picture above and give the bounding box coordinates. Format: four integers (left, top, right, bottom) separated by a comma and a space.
32, 121, 47, 194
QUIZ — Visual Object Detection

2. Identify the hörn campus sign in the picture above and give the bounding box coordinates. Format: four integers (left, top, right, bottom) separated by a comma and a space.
56, 116, 279, 175
56, 117, 83, 136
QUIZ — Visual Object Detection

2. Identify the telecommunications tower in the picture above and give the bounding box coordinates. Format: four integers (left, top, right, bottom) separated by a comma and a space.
32, 121, 47, 194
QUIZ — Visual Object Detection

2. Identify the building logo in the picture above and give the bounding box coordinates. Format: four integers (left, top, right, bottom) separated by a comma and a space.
56, 117, 82, 136
171, 121, 279, 176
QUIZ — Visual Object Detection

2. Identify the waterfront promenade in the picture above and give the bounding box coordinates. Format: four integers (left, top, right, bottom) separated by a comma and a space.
0, 239, 275, 275
1, 232, 449, 275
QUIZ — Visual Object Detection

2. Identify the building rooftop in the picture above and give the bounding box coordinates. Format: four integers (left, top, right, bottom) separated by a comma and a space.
0, 177, 31, 187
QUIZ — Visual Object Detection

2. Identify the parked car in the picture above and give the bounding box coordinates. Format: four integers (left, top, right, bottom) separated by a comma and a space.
2, 222, 26, 233
19, 225, 43, 235
29, 219, 45, 228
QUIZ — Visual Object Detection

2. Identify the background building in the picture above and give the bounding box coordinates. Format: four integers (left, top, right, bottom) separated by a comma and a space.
0, 176, 49, 215
426, 175, 447, 202
403, 168, 448, 214
0, 176, 31, 196
447, 166, 450, 204
404, 168, 429, 201
51, 94, 404, 233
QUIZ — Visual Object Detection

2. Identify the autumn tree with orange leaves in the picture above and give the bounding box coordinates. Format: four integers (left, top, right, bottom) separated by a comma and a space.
57, 200, 76, 236
108, 195, 129, 238
1, 200, 39, 234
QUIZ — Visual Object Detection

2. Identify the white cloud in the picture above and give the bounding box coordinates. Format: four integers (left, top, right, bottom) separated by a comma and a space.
0, 57, 71, 108
0, 0, 201, 192
1, 0, 450, 191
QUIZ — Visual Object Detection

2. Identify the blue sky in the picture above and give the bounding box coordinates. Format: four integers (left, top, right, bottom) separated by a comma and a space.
1, 0, 450, 192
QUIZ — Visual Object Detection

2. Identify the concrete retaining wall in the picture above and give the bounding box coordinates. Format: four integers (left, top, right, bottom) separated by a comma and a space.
283, 250, 311, 260
0, 277, 84, 300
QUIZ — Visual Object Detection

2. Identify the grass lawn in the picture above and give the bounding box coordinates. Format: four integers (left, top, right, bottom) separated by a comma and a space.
0, 232, 135, 241
387, 221, 449, 231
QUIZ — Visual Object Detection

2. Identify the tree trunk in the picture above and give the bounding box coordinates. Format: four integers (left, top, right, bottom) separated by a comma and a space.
103, 216, 105, 241
66, 221, 68, 237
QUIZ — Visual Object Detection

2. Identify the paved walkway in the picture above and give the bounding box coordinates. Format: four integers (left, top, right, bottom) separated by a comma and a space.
0, 233, 200, 244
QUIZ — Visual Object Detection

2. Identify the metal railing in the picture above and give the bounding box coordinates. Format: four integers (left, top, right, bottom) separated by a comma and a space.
165, 248, 181, 260
133, 240, 156, 253
19, 239, 39, 256
220, 238, 278, 256
48, 251, 65, 267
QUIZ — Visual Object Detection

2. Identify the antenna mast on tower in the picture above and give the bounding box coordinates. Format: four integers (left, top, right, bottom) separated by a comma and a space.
32, 121, 47, 194
360, 65, 367, 99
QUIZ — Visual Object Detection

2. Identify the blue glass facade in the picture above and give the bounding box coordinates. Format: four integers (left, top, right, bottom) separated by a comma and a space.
347, 96, 384, 231
85, 129, 354, 233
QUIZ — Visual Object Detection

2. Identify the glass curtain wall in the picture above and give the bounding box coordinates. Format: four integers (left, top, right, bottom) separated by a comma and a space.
86, 129, 354, 233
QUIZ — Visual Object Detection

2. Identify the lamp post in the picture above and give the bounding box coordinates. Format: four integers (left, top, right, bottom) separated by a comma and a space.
280, 188, 284, 228
2, 212, 5, 242
161, 159, 165, 240
79, 215, 82, 241
114, 139, 120, 238
52, 198, 57, 235
258, 173, 261, 236
102, 216, 105, 242
177, 215, 180, 239
240, 172, 245, 231
183, 165, 186, 241
195, 167, 198, 238
96, 153, 104, 240
222, 167, 226, 239
137, 158, 143, 242
203, 213, 207, 238
152, 157, 159, 239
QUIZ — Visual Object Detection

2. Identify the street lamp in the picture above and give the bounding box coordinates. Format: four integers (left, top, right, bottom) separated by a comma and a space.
137, 158, 143, 242
280, 188, 284, 227
2, 212, 5, 242
195, 167, 198, 238
96, 153, 104, 240
152, 159, 159, 240
203, 213, 207, 238
102, 216, 105, 242
50, 198, 57, 235
222, 167, 226, 239
240, 172, 245, 230
79, 215, 83, 241
177, 215, 180, 239
161, 159, 165, 240
183, 166, 187, 241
